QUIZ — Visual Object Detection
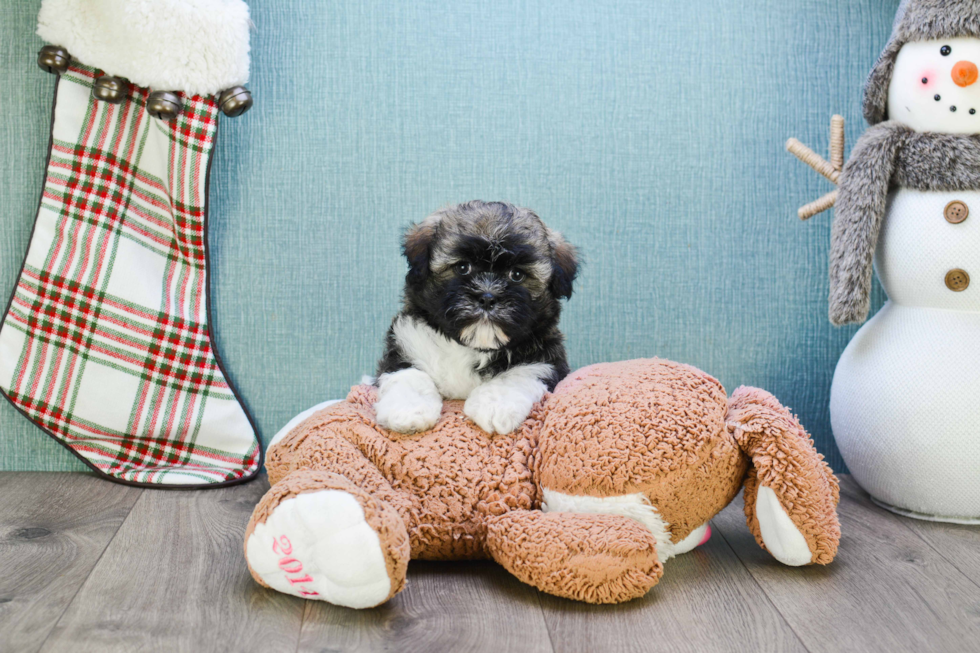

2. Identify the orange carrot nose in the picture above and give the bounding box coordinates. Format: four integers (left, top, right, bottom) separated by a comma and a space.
952, 60, 979, 87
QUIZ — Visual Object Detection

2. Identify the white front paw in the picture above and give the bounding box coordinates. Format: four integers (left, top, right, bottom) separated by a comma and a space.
464, 385, 533, 435
374, 369, 443, 434
375, 392, 442, 433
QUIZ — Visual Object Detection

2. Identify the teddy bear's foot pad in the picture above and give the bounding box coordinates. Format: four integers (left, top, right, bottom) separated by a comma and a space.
756, 486, 812, 566
246, 489, 398, 608
672, 523, 711, 557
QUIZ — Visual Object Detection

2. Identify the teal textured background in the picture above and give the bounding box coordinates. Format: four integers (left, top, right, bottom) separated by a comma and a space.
0, 1, 896, 473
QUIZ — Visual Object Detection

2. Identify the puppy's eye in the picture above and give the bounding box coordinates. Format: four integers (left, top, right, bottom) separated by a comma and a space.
509, 269, 526, 283
454, 262, 472, 276
942, 45, 952, 56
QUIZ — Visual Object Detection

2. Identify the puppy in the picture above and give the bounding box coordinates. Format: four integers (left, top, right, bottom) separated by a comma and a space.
375, 200, 578, 435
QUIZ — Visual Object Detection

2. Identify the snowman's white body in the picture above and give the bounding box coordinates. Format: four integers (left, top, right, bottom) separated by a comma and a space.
829, 37, 980, 523
831, 189, 980, 522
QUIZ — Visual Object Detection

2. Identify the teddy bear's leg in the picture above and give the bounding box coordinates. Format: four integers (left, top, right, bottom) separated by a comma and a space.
726, 387, 841, 567
485, 510, 663, 604
244, 470, 410, 608
263, 407, 342, 486
263, 402, 411, 505
268, 400, 343, 450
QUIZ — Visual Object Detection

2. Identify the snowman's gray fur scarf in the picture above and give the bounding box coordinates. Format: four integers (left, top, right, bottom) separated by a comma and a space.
830, 122, 980, 325
865, 0, 980, 124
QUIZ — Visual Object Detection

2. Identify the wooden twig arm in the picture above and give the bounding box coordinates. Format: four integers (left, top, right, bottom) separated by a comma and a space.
786, 115, 846, 220
829, 115, 845, 170
786, 139, 840, 184
799, 190, 839, 221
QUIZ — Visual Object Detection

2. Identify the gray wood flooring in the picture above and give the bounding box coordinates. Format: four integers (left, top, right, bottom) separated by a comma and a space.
1, 473, 978, 653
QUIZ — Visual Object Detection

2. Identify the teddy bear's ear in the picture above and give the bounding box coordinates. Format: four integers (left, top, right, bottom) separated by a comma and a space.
547, 230, 579, 300
402, 217, 439, 289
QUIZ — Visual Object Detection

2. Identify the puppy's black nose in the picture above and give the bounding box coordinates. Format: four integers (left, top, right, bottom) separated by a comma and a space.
479, 293, 496, 309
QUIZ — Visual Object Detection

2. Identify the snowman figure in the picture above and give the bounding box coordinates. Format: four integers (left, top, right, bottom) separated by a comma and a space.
795, 0, 980, 523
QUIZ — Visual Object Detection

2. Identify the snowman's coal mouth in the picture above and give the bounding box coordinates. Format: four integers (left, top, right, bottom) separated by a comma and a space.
912, 103, 980, 115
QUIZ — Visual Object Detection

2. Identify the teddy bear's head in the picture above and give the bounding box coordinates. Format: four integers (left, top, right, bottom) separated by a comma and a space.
530, 358, 748, 541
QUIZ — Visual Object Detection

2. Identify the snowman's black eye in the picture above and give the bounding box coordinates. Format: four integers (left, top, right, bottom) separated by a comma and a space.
942, 45, 952, 56
952, 106, 958, 112
971, 109, 977, 115
923, 77, 929, 84
936, 94, 942, 101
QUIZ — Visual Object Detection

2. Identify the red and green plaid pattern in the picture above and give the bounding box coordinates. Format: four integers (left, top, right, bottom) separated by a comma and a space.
0, 63, 260, 486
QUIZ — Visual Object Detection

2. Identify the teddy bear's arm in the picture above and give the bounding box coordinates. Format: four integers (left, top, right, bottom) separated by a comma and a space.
726, 387, 841, 567
485, 510, 663, 604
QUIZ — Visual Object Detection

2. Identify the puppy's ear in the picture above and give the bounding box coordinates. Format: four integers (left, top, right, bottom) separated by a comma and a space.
402, 218, 438, 288
548, 231, 579, 300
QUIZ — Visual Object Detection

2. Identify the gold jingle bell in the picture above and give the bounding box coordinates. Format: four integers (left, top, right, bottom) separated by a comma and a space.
92, 76, 129, 104
37, 45, 70, 75
217, 86, 253, 117
147, 91, 183, 121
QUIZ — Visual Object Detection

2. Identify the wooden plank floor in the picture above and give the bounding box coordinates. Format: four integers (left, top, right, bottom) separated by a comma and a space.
1, 473, 978, 653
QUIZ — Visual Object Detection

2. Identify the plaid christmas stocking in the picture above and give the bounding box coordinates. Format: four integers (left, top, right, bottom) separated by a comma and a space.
0, 0, 261, 487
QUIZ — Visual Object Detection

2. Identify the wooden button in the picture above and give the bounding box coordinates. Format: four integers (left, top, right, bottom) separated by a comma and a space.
945, 200, 970, 224
946, 268, 971, 292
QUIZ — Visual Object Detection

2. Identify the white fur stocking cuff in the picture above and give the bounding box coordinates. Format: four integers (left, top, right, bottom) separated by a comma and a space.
37, 0, 251, 96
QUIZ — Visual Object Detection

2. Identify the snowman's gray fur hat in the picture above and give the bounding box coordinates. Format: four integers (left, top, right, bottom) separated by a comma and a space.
865, 0, 980, 125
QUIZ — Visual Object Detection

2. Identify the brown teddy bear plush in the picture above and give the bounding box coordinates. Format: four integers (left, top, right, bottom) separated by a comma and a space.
244, 358, 840, 607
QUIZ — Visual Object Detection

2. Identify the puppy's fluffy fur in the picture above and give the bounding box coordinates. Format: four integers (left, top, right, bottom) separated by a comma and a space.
374, 201, 578, 435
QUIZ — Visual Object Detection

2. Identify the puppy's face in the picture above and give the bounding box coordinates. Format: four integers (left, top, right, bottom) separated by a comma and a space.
401, 201, 578, 351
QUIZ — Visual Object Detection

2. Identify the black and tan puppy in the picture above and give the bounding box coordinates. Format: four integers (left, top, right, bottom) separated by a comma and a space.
375, 201, 578, 435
